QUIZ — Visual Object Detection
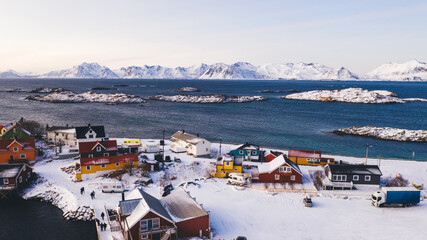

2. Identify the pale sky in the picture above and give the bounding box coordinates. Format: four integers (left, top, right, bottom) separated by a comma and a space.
1, 0, 427, 74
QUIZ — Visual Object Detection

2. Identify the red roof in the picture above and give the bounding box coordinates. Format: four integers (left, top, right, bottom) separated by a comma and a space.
0, 138, 36, 152
288, 150, 321, 159
78, 140, 118, 154
264, 153, 278, 162
80, 154, 138, 166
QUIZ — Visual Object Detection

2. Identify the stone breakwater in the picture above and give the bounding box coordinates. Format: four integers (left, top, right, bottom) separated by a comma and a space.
148, 94, 267, 103
332, 126, 427, 142
25, 91, 146, 104
282, 87, 406, 104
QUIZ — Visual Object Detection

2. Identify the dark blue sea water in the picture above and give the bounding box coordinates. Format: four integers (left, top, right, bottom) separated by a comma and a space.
0, 198, 97, 240
0, 79, 426, 160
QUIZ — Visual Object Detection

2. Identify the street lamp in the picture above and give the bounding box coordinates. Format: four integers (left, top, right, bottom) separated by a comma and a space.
219, 136, 222, 156
365, 144, 372, 165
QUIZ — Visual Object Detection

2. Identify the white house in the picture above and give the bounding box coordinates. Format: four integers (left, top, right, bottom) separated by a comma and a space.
170, 131, 211, 158
46, 126, 77, 147
75, 124, 106, 143
142, 140, 160, 153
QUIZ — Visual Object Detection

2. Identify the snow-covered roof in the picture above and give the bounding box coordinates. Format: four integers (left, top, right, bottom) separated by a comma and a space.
0, 164, 26, 178
122, 188, 174, 229
160, 188, 208, 223
55, 128, 76, 134
258, 155, 302, 175
171, 131, 207, 145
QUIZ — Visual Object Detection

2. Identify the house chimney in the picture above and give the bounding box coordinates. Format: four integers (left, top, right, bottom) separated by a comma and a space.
88, 123, 91, 127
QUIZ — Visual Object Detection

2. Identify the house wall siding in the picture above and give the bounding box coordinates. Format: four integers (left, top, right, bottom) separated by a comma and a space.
254, 165, 302, 184
176, 215, 210, 238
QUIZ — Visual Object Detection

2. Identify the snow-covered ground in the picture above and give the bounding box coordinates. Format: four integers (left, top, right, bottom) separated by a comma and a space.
148, 94, 267, 103
282, 87, 427, 104
334, 126, 427, 142
25, 91, 145, 104
23, 139, 427, 240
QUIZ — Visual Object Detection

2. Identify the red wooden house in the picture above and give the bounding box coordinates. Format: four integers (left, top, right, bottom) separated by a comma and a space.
253, 155, 303, 184
119, 188, 209, 240
0, 138, 36, 164
0, 164, 32, 195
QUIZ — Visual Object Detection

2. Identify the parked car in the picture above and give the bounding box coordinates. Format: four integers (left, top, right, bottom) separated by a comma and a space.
236, 236, 247, 240
227, 173, 248, 186
303, 197, 312, 207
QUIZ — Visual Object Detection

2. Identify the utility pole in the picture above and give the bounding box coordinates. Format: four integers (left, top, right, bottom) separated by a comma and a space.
162, 130, 165, 170
365, 144, 372, 165
219, 136, 222, 156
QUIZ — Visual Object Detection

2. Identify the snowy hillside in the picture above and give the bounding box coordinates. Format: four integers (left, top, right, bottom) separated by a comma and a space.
0, 70, 23, 78
366, 60, 427, 81
41, 62, 118, 79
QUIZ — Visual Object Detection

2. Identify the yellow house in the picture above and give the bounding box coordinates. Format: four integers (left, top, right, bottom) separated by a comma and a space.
123, 139, 141, 146
287, 149, 334, 166
213, 155, 246, 178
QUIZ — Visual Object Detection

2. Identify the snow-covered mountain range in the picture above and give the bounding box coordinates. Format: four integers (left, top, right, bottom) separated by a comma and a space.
1, 60, 426, 81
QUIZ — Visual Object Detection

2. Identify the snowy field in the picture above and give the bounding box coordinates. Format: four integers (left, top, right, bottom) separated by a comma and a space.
23, 139, 427, 240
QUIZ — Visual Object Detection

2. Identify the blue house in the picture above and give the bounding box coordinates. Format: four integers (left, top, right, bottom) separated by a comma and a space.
229, 142, 263, 162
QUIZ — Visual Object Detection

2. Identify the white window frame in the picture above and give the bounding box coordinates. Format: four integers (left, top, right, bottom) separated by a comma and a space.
88, 154, 93, 158
275, 174, 280, 180
252, 150, 257, 155
279, 166, 291, 173
333, 175, 347, 182
4, 178, 9, 184
353, 175, 359, 181
27, 172, 31, 178
365, 175, 371, 181
225, 162, 231, 166
86, 166, 91, 171
239, 150, 244, 155
129, 161, 134, 165
103, 153, 109, 157
142, 235, 148, 239
13, 147, 19, 152
23, 165, 26, 171
96, 146, 101, 152
101, 164, 106, 168
140, 219, 148, 232
291, 175, 296, 181
115, 163, 120, 167
19, 176, 22, 183
152, 218, 160, 230
20, 154, 26, 159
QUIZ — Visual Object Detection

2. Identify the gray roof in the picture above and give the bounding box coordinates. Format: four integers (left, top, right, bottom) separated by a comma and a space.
119, 199, 141, 216
327, 164, 382, 176
0, 164, 25, 178
137, 189, 173, 222
284, 156, 302, 175
160, 188, 208, 222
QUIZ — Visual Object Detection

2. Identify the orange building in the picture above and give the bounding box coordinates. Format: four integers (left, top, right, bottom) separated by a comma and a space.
0, 138, 36, 164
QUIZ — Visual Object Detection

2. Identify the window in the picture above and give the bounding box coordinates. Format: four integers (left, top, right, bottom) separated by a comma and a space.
333, 175, 347, 181
152, 218, 160, 230
89, 135, 94, 138
252, 150, 257, 155
353, 175, 359, 181
88, 154, 93, 158
86, 166, 91, 171
101, 164, 106, 168
96, 147, 101, 152
239, 150, 244, 155
365, 175, 371, 181
103, 153, 109, 157
206, 148, 208, 151
27, 172, 31, 178
142, 235, 148, 239
140, 220, 148, 232
4, 178, 9, 184
225, 162, 231, 166
20, 154, 26, 159
129, 161, 134, 165
275, 174, 280, 180
115, 163, 120, 167
234, 168, 238, 171
23, 165, 26, 171
291, 175, 296, 181
19, 176, 22, 183
13, 147, 18, 152
279, 166, 291, 173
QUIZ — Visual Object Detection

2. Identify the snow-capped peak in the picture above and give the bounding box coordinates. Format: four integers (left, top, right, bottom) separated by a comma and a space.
366, 60, 427, 81
42, 62, 118, 79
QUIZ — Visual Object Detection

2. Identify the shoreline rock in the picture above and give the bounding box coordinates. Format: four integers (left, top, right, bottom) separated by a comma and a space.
26, 91, 146, 104
282, 87, 406, 104
332, 126, 427, 142
148, 94, 267, 103
175, 87, 201, 92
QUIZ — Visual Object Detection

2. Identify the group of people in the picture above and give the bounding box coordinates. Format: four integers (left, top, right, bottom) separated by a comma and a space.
80, 187, 96, 200
99, 222, 108, 231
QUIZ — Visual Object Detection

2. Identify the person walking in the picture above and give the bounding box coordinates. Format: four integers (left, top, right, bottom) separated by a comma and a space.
80, 187, 85, 195
90, 191, 95, 200
101, 212, 105, 220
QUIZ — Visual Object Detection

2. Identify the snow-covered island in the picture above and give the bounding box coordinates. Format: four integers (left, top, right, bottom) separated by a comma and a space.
174, 87, 201, 92
261, 89, 300, 93
333, 126, 427, 142
148, 94, 267, 103
25, 91, 145, 104
282, 87, 408, 104
5, 86, 67, 93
